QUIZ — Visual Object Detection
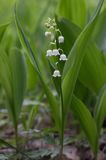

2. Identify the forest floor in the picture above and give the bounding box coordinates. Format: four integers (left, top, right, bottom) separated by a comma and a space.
0, 110, 106, 160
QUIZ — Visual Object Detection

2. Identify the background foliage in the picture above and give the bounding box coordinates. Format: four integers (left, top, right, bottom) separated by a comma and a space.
0, 0, 106, 159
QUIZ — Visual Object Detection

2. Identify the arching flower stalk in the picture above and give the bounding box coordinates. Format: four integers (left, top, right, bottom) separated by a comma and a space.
45, 17, 68, 157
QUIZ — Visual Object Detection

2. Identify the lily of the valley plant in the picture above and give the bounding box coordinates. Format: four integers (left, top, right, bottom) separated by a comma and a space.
14, 0, 105, 159
44, 17, 68, 155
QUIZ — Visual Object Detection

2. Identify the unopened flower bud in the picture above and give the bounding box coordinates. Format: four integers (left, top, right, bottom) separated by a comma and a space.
45, 31, 51, 37
50, 26, 54, 30
45, 23, 50, 28
53, 23, 56, 27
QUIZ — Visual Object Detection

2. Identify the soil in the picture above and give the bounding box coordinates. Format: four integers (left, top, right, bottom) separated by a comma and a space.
0, 137, 106, 160
0, 112, 106, 160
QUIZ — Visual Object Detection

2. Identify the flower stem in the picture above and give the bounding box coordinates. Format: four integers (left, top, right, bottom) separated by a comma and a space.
59, 80, 64, 157
14, 123, 20, 152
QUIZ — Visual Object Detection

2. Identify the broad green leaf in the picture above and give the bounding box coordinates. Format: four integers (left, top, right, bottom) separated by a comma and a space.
9, 48, 27, 124
62, 0, 104, 118
26, 57, 38, 90
79, 42, 106, 94
0, 48, 12, 102
95, 85, 106, 133
0, 23, 9, 42
56, 17, 80, 54
56, 18, 88, 100
0, 0, 15, 24
57, 17, 106, 95
14, 7, 61, 131
0, 48, 27, 127
93, 9, 106, 51
24, 1, 51, 90
14, 7, 40, 75
57, 0, 87, 28
74, 80, 89, 101
17, 0, 50, 32
72, 95, 98, 154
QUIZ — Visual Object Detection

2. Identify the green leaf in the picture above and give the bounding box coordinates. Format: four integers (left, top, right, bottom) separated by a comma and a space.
79, 42, 106, 94
62, 0, 104, 118
14, 7, 61, 131
0, 48, 12, 102
27, 106, 38, 130
0, 23, 9, 42
0, 138, 16, 150
56, 17, 80, 54
74, 80, 89, 101
93, 9, 106, 51
14, 7, 40, 75
26, 57, 38, 90
0, 138, 33, 159
9, 48, 27, 124
0, 48, 27, 127
57, 18, 106, 95
72, 95, 98, 154
95, 85, 106, 133
57, 0, 87, 28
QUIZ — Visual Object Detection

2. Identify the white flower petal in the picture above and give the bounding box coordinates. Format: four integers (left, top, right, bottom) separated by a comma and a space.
52, 70, 61, 77
58, 36, 64, 43
52, 49, 60, 56
46, 50, 53, 56
59, 54, 68, 61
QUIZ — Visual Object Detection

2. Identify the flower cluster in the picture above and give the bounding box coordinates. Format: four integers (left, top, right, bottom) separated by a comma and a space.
45, 18, 68, 77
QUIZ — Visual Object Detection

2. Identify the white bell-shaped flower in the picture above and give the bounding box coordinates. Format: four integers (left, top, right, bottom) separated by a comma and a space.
45, 31, 51, 37
46, 50, 53, 56
59, 54, 68, 61
52, 70, 61, 77
58, 36, 64, 43
52, 49, 60, 56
